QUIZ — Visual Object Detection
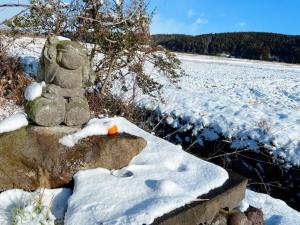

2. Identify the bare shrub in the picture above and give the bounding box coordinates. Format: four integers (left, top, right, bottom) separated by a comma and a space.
0, 38, 32, 105
86, 91, 153, 132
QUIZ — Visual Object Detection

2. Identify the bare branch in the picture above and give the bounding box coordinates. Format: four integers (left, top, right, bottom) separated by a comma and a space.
0, 4, 31, 8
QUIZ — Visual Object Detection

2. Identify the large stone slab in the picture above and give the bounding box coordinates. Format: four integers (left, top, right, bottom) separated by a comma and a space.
0, 126, 146, 191
152, 172, 248, 225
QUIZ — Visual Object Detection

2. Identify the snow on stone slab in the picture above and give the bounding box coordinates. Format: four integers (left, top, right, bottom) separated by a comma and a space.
64, 117, 229, 225
0, 188, 72, 225
24, 81, 46, 101
59, 119, 117, 147
243, 189, 300, 225
0, 112, 28, 134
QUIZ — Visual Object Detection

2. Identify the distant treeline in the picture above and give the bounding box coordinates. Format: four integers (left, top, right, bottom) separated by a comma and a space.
152, 32, 300, 64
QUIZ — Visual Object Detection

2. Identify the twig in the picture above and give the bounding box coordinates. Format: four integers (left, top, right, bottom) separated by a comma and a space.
0, 4, 31, 8
151, 115, 167, 132
254, 168, 270, 194
163, 126, 185, 139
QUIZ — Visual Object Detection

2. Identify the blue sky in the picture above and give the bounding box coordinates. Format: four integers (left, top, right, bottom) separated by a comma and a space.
1, 0, 299, 35
149, 0, 300, 35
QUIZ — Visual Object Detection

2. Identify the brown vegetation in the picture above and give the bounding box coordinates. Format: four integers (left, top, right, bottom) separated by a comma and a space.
86, 91, 152, 132
0, 39, 32, 105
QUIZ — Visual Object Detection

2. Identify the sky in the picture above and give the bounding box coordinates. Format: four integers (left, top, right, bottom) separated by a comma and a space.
0, 0, 299, 36
149, 0, 300, 35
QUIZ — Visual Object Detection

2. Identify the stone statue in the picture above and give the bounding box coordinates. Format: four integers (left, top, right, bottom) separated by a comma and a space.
25, 36, 95, 126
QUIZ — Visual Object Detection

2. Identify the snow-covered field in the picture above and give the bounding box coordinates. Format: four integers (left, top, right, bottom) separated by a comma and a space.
137, 53, 300, 167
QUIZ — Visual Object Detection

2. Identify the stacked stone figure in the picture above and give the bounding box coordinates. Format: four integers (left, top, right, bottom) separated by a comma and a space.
25, 36, 95, 126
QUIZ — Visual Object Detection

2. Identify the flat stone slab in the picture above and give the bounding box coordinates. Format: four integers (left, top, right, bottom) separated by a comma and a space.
63, 117, 229, 225
152, 172, 248, 225
0, 125, 146, 191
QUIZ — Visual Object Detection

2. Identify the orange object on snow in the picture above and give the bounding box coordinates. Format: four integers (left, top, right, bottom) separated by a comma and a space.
108, 124, 118, 135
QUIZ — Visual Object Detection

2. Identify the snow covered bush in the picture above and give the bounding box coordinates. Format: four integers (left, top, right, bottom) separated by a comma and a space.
0, 189, 71, 225
11, 200, 55, 225
86, 91, 153, 132
0, 190, 55, 225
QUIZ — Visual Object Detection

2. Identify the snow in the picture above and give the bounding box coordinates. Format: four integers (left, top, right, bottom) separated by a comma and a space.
0, 98, 23, 120
115, 0, 121, 6
124, 53, 300, 167
24, 81, 46, 101
64, 117, 229, 225
0, 112, 28, 134
59, 119, 117, 147
0, 188, 72, 225
56, 36, 71, 41
243, 189, 300, 225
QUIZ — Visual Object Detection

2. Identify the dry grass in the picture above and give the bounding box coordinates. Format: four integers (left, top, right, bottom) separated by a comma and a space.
0, 38, 32, 105
86, 91, 153, 132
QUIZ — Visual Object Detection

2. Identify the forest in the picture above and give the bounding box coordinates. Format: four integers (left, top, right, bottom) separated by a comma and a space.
153, 32, 300, 64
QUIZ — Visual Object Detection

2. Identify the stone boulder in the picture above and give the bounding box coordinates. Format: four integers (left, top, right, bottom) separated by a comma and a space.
245, 206, 264, 225
0, 126, 146, 191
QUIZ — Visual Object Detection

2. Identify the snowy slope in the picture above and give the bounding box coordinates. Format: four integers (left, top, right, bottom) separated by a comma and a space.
135, 54, 300, 167
244, 189, 300, 225
64, 117, 229, 225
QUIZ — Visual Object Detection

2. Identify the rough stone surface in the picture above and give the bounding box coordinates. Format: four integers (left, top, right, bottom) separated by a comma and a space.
152, 172, 248, 225
25, 36, 95, 126
245, 206, 264, 225
0, 126, 146, 191
64, 96, 90, 126
211, 214, 227, 225
25, 96, 66, 126
228, 211, 251, 225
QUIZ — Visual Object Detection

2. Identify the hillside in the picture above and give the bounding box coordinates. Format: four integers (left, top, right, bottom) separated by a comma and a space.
153, 32, 300, 64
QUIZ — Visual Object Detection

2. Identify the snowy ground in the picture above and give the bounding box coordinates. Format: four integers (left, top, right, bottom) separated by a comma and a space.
137, 53, 300, 168
1, 188, 299, 225
244, 189, 300, 225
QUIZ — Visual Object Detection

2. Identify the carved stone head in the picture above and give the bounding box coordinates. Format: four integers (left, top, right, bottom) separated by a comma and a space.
37, 36, 95, 88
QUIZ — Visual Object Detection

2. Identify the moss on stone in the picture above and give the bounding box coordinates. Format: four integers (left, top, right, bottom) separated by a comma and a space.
25, 97, 44, 119
56, 40, 83, 52
0, 127, 26, 162
66, 97, 89, 110
56, 40, 71, 49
